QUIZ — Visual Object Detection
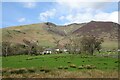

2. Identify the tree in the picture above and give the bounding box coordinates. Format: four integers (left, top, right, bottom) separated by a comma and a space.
10, 43, 27, 55
64, 37, 73, 54
2, 41, 11, 56
95, 38, 104, 53
80, 35, 104, 55
53, 37, 60, 48
65, 36, 81, 54
23, 39, 38, 55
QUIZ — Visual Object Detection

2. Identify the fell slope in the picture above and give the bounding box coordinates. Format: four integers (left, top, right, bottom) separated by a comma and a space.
2, 21, 119, 49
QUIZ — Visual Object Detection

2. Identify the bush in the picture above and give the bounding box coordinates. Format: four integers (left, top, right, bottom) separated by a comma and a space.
58, 66, 63, 69
84, 65, 96, 69
115, 61, 118, 63
78, 66, 84, 69
82, 61, 85, 62
104, 63, 107, 65
69, 64, 76, 68
9, 68, 27, 74
64, 66, 68, 69
26, 57, 33, 60
44, 69, 50, 73
40, 68, 50, 73
2, 68, 9, 74
27, 68, 36, 73
67, 61, 71, 63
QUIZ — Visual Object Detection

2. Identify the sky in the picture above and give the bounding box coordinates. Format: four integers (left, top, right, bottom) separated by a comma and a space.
1, 0, 119, 28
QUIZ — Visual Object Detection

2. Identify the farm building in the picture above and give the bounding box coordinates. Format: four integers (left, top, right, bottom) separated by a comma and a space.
42, 48, 52, 54
61, 48, 68, 52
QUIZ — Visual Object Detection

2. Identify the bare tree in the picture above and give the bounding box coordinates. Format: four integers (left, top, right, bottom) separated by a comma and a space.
65, 36, 81, 54
65, 35, 103, 55
53, 37, 60, 48
2, 41, 11, 56
80, 35, 104, 55
23, 39, 38, 55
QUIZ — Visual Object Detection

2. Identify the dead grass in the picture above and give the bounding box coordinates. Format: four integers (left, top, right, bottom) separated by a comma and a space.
2, 68, 118, 78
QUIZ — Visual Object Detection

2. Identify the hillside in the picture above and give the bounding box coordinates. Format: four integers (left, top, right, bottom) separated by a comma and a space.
72, 21, 119, 49
73, 21, 118, 40
2, 21, 119, 49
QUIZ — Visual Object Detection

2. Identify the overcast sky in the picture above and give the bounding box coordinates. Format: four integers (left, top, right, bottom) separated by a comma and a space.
2, 0, 119, 28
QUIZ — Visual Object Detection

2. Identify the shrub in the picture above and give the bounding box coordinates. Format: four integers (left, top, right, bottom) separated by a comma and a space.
2, 68, 8, 74
18, 68, 27, 74
54, 58, 57, 59
67, 61, 71, 63
78, 66, 84, 69
40, 69, 45, 72
44, 69, 50, 73
9, 68, 27, 74
69, 64, 76, 68
27, 68, 35, 73
26, 57, 33, 60
58, 66, 63, 69
40, 68, 50, 73
115, 61, 118, 63
84, 65, 96, 69
104, 63, 107, 65
64, 66, 68, 69
82, 61, 85, 62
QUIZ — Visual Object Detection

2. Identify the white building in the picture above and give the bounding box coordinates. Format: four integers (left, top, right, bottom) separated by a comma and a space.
62, 49, 68, 52
117, 49, 120, 52
42, 48, 52, 54
55, 48, 60, 52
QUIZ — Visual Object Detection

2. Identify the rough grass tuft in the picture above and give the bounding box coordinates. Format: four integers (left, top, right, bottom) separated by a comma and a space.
27, 68, 36, 73
69, 64, 77, 68
8, 68, 27, 74
78, 66, 84, 69
64, 66, 68, 69
58, 66, 63, 69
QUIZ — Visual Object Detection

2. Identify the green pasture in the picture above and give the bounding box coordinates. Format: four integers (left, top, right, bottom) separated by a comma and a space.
2, 54, 118, 71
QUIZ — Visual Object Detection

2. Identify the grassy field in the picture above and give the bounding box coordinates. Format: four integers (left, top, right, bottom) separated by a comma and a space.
2, 53, 119, 78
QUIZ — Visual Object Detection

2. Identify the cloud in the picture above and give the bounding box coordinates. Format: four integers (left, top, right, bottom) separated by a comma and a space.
56, 1, 118, 24
59, 16, 65, 20
2, 0, 38, 2
2, 0, 119, 2
60, 11, 118, 25
57, 0, 112, 11
93, 11, 118, 23
39, 9, 56, 21
56, 0, 119, 3
22, 2, 37, 8
18, 18, 26, 22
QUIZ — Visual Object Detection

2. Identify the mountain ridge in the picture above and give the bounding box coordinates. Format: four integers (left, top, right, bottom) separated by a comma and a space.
2, 21, 119, 49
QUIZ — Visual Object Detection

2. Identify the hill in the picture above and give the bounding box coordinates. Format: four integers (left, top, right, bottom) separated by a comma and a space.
73, 21, 118, 40
2, 21, 119, 49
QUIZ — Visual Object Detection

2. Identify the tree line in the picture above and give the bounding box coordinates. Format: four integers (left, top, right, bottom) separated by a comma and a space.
65, 35, 104, 55
2, 35, 104, 56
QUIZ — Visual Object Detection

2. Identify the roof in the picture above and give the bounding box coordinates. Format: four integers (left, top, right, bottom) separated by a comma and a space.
44, 48, 53, 51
